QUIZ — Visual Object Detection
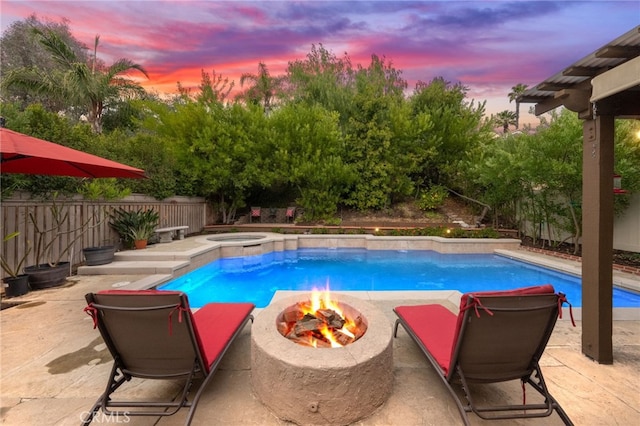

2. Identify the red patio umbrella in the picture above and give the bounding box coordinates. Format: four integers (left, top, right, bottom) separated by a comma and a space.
0, 128, 145, 178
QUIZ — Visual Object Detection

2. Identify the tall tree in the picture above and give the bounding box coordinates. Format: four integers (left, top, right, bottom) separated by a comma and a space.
495, 110, 517, 134
508, 83, 528, 130
175, 69, 234, 104
268, 103, 354, 219
0, 15, 87, 111
409, 77, 490, 188
464, 133, 528, 229
343, 55, 410, 210
521, 110, 583, 252
2, 28, 148, 133
286, 44, 355, 124
237, 62, 284, 113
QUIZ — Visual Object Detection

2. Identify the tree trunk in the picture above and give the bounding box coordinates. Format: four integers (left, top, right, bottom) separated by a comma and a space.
568, 201, 581, 255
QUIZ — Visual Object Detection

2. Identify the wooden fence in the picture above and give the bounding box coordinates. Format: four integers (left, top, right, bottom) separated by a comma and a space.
1, 193, 210, 279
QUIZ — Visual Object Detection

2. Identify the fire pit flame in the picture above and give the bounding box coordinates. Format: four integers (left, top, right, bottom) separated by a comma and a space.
278, 286, 367, 348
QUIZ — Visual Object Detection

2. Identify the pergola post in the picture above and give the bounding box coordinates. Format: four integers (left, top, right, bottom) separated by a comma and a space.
581, 115, 614, 364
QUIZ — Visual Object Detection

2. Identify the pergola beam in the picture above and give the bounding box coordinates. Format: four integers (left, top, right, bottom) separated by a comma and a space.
562, 66, 603, 77
595, 92, 640, 117
591, 55, 640, 102
534, 97, 564, 116
595, 45, 640, 58
536, 82, 575, 91
554, 89, 591, 114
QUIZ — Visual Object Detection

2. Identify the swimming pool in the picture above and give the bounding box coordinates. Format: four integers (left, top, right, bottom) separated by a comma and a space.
159, 248, 640, 308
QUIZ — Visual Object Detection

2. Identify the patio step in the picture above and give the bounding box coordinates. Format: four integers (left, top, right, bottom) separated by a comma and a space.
77, 260, 190, 276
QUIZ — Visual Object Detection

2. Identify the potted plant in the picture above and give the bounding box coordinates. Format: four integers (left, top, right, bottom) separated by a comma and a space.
81, 211, 115, 266
81, 180, 128, 265
109, 208, 159, 250
1, 232, 32, 297
130, 226, 155, 249
82, 244, 116, 266
24, 195, 99, 289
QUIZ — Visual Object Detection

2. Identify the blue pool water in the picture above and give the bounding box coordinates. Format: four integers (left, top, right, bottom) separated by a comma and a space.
159, 248, 640, 308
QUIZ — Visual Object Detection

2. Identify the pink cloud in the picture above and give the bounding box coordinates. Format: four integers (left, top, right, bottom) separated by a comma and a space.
2, 0, 637, 125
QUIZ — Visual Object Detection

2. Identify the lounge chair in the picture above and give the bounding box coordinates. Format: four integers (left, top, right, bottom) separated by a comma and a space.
393, 284, 574, 425
250, 206, 261, 223
81, 290, 254, 425
285, 206, 296, 223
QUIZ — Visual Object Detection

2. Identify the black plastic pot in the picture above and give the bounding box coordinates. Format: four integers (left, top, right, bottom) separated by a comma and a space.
83, 245, 115, 266
3, 274, 29, 297
24, 262, 70, 289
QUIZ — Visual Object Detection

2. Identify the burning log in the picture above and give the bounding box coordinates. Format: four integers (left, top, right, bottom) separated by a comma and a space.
352, 315, 366, 340
277, 291, 368, 348
281, 305, 304, 323
316, 309, 346, 329
333, 329, 355, 346
283, 308, 360, 347
294, 314, 324, 336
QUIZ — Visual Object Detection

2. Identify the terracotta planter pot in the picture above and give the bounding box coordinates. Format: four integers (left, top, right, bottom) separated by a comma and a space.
83, 246, 115, 266
3, 274, 29, 297
24, 262, 70, 289
134, 240, 148, 250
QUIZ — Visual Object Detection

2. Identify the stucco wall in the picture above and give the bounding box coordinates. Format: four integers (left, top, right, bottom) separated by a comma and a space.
613, 193, 640, 252
523, 193, 640, 253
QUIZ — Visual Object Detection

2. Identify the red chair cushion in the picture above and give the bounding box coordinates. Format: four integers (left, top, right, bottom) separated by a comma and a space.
395, 304, 458, 374
192, 302, 254, 373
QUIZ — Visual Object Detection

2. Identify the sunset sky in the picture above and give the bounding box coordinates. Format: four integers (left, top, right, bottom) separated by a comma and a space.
1, 1, 638, 126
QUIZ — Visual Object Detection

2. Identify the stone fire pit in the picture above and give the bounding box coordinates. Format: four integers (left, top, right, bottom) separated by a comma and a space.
251, 293, 393, 425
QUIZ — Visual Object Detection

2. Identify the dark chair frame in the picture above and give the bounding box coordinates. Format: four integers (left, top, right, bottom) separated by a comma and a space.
81, 290, 254, 425
393, 285, 574, 425
267, 207, 278, 223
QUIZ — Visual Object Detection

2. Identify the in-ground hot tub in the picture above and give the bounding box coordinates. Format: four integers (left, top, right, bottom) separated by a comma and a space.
251, 293, 393, 425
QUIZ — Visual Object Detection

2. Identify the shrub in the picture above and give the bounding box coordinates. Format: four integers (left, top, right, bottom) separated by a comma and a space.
109, 208, 159, 248
324, 217, 342, 226
417, 185, 448, 211
379, 226, 500, 238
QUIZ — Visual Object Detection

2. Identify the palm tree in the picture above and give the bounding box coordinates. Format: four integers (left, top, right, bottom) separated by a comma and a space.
495, 110, 517, 134
238, 62, 284, 113
508, 83, 528, 130
2, 28, 148, 134
0, 15, 89, 112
